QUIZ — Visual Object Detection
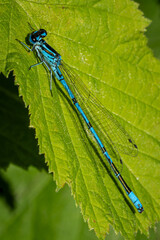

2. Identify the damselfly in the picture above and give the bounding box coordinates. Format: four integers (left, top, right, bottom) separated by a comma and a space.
18, 29, 144, 213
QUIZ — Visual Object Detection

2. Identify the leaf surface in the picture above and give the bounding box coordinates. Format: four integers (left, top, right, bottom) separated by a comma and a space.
0, 0, 160, 239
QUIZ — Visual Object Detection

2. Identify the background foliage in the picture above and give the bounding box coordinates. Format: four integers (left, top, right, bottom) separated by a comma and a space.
0, 0, 160, 239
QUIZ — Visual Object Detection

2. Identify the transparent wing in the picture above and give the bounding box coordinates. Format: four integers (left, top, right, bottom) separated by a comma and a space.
59, 61, 138, 164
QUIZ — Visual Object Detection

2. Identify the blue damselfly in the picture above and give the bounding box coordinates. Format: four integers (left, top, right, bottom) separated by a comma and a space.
18, 29, 144, 213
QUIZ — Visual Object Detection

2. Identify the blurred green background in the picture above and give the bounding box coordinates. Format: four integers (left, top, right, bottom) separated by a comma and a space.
137, 0, 160, 59
0, 0, 160, 239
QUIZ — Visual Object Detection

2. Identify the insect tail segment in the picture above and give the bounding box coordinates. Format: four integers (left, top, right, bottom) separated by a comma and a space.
128, 191, 144, 213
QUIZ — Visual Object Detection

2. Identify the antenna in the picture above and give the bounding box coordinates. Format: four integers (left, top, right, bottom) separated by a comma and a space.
27, 22, 36, 31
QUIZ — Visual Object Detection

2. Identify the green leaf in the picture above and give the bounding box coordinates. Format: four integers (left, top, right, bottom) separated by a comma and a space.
0, 0, 160, 239
0, 165, 160, 240
1, 165, 160, 240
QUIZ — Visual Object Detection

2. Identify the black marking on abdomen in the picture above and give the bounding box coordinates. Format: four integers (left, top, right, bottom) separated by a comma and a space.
72, 98, 77, 104
87, 122, 92, 129
101, 147, 106, 153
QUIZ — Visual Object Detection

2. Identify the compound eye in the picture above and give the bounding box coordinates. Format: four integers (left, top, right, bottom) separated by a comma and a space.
30, 31, 39, 43
39, 29, 47, 38
29, 29, 47, 44
31, 36, 36, 42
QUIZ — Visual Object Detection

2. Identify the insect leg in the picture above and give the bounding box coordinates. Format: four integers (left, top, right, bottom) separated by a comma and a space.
29, 61, 43, 70
43, 61, 53, 91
